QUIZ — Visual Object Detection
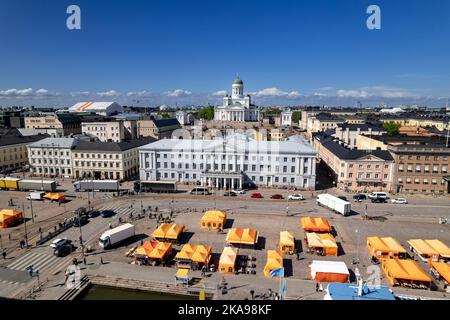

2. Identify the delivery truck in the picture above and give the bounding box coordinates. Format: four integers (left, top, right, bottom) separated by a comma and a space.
26, 192, 45, 201
0, 177, 56, 192
134, 180, 177, 193
73, 180, 120, 192
18, 179, 56, 192
98, 223, 135, 249
317, 193, 351, 216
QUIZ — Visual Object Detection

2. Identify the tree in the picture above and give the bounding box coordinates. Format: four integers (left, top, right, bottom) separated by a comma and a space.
292, 111, 301, 124
383, 121, 400, 136
196, 105, 215, 120
160, 113, 171, 119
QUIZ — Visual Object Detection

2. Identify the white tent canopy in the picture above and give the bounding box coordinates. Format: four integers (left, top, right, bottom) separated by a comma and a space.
310, 260, 349, 279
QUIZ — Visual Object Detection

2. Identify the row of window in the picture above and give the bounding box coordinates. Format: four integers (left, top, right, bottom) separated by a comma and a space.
151, 153, 307, 163
151, 161, 310, 174
31, 150, 70, 157
341, 172, 389, 179
398, 177, 446, 185
31, 158, 70, 165
341, 163, 389, 169
399, 155, 448, 161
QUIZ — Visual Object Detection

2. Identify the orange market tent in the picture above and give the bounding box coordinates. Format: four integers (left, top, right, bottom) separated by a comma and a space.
0, 209, 23, 228
430, 261, 450, 285
43, 193, 65, 202
133, 241, 173, 262
382, 259, 431, 288
219, 247, 238, 274
279, 231, 295, 255
263, 250, 283, 278
309, 260, 349, 283
152, 223, 185, 241
226, 228, 258, 246
201, 210, 227, 230
367, 237, 407, 261
306, 232, 338, 256
408, 239, 450, 262
174, 244, 212, 269
301, 217, 332, 233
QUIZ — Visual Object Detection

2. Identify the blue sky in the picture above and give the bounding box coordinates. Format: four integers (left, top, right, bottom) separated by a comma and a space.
0, 0, 449, 107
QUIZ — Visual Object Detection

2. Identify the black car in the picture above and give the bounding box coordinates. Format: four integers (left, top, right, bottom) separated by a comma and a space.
53, 244, 75, 257
353, 194, 367, 202
72, 215, 89, 227
338, 196, 348, 201
100, 210, 116, 218
223, 191, 237, 197
87, 210, 100, 218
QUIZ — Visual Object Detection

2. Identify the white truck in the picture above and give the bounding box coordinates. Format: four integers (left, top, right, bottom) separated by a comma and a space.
317, 193, 351, 216
74, 180, 120, 192
99, 223, 135, 249
26, 191, 45, 201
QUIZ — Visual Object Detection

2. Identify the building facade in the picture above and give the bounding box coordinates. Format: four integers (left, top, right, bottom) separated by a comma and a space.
139, 134, 317, 189
0, 129, 47, 173
388, 143, 449, 194
306, 113, 346, 134
72, 139, 152, 180
25, 113, 82, 136
214, 76, 260, 122
314, 136, 395, 192
138, 118, 181, 139
333, 124, 386, 149
82, 121, 124, 142
28, 138, 78, 178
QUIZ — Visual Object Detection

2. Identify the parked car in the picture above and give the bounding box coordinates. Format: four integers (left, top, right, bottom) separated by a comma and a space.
232, 189, 246, 194
100, 210, 116, 218
288, 194, 304, 200
53, 243, 75, 257
224, 191, 237, 197
86, 210, 100, 218
72, 215, 89, 227
50, 238, 71, 249
190, 187, 211, 195
270, 194, 284, 200
353, 194, 367, 202
391, 198, 408, 204
250, 192, 263, 199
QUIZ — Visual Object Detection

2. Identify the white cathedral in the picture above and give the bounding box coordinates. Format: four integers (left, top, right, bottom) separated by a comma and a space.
214, 76, 260, 122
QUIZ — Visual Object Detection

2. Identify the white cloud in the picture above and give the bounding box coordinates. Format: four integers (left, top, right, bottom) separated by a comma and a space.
250, 87, 301, 98
165, 89, 192, 97
97, 90, 119, 97
212, 90, 227, 97
0, 88, 34, 96
337, 89, 369, 98
333, 86, 417, 99
35, 88, 50, 96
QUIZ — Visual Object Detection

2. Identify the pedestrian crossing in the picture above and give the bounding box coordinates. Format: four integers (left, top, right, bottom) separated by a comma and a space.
98, 205, 137, 217
6, 251, 72, 275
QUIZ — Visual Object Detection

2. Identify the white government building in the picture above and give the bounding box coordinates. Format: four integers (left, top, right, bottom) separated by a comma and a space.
214, 76, 260, 122
139, 133, 317, 189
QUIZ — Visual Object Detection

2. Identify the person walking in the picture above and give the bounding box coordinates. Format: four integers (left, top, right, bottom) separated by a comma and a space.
2, 251, 6, 259
315, 282, 319, 292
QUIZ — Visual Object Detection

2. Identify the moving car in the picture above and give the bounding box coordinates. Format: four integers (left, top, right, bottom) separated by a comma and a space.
391, 198, 408, 204
353, 194, 367, 202
53, 243, 75, 257
338, 196, 348, 201
50, 238, 71, 249
250, 192, 263, 199
72, 215, 89, 227
190, 187, 211, 195
224, 191, 237, 197
368, 192, 388, 203
232, 189, 246, 194
87, 210, 100, 218
288, 194, 304, 200
100, 210, 116, 218
270, 194, 284, 200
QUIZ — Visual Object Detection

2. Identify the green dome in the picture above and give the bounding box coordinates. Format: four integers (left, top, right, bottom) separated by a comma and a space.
233, 76, 243, 85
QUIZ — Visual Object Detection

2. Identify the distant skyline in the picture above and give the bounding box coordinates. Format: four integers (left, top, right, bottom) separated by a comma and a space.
1, 0, 449, 107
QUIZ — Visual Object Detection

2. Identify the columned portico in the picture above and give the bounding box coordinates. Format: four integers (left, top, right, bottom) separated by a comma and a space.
201, 171, 243, 189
